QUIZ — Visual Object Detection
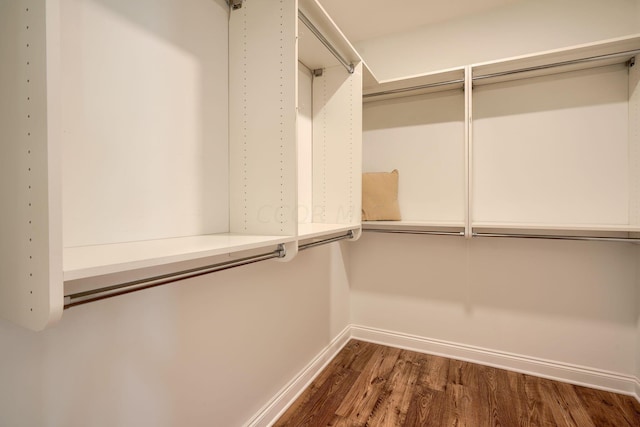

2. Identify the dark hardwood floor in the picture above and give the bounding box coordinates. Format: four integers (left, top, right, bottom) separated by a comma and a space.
274, 340, 640, 426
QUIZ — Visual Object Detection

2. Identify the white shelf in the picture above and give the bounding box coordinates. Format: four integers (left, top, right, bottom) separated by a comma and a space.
298, 0, 361, 72
472, 222, 640, 235
472, 34, 640, 85
64, 234, 295, 282
472, 222, 640, 232
363, 67, 465, 102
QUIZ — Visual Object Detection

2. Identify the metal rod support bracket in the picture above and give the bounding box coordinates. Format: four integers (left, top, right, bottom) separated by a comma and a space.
298, 10, 354, 74
298, 230, 355, 251
228, 0, 243, 10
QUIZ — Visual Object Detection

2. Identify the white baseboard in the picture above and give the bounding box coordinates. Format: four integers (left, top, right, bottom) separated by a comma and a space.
350, 324, 639, 400
244, 326, 352, 427
248, 324, 639, 425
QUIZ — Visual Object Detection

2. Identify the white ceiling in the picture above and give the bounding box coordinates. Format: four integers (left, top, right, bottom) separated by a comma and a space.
318, 0, 522, 43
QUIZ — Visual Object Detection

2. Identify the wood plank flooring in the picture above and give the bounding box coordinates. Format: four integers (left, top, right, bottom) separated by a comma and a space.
273, 340, 640, 427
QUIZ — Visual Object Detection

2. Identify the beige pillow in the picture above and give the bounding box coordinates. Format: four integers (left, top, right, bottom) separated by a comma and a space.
362, 169, 401, 221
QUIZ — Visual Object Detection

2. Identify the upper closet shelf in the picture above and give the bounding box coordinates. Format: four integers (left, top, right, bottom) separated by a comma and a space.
363, 67, 465, 102
64, 234, 295, 282
361, 34, 640, 97
472, 34, 640, 86
298, 0, 362, 72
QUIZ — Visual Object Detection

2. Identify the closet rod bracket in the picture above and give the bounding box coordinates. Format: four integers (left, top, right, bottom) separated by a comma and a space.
228, 0, 243, 10
276, 243, 287, 258
298, 10, 354, 74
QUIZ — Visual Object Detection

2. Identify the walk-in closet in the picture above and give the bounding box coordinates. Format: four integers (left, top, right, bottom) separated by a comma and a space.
1, 0, 640, 425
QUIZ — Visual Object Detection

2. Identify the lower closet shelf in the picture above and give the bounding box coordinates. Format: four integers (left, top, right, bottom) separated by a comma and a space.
472, 221, 640, 233
64, 234, 296, 282
362, 220, 465, 236
472, 222, 640, 242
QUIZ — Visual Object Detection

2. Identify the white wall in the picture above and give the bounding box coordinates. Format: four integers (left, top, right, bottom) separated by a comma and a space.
61, 0, 229, 247
473, 64, 630, 226
0, 244, 351, 427
357, 0, 640, 80
349, 233, 638, 376
636, 246, 640, 389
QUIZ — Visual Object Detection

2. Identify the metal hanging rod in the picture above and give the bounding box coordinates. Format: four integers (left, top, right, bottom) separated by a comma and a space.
298, 10, 354, 74
363, 228, 640, 243
363, 78, 465, 99
473, 232, 640, 244
362, 47, 640, 100
473, 49, 640, 82
364, 229, 465, 237
64, 244, 288, 309
64, 230, 357, 309
299, 230, 355, 251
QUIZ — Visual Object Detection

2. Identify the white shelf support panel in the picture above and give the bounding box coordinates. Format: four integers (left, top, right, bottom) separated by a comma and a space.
629, 53, 640, 228
464, 65, 472, 239
312, 63, 363, 227
0, 0, 63, 331
229, 0, 298, 239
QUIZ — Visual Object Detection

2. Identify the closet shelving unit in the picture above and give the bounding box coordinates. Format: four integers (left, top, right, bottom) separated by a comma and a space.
362, 66, 469, 237
296, 0, 363, 245
0, 0, 362, 330
362, 34, 640, 243
471, 34, 640, 242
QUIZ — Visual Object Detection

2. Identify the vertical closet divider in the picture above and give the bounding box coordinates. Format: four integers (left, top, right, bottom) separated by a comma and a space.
628, 54, 640, 230
464, 65, 473, 239
0, 0, 63, 331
